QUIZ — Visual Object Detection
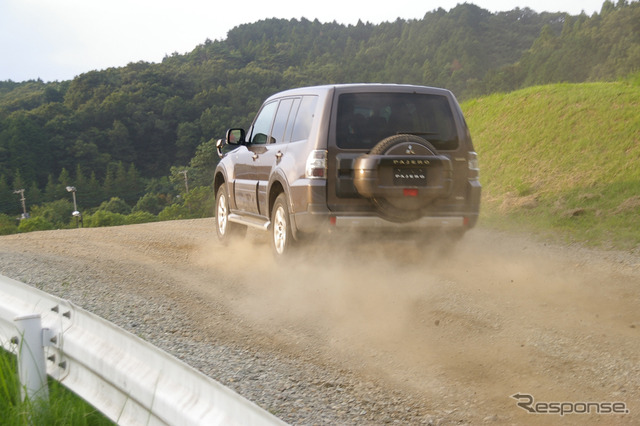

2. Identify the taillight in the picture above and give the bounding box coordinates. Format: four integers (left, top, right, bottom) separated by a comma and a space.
305, 150, 327, 179
468, 151, 479, 180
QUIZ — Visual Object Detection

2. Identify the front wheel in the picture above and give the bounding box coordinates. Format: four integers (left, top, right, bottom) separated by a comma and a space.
215, 185, 246, 243
271, 193, 294, 257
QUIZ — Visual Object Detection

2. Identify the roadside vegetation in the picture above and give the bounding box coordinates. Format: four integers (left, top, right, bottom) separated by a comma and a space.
0, 348, 112, 425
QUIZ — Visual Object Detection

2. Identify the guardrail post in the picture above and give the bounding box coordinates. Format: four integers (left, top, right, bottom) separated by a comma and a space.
14, 313, 49, 403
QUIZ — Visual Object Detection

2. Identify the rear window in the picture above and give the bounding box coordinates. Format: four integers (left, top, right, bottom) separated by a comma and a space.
336, 92, 459, 150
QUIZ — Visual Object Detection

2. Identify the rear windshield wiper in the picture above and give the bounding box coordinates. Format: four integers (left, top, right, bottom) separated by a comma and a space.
395, 131, 439, 136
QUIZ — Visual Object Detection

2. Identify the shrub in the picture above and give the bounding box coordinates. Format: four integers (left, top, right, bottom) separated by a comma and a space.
0, 214, 18, 235
17, 216, 54, 232
97, 197, 131, 215
125, 211, 157, 224
182, 186, 214, 218
133, 193, 167, 215
84, 210, 127, 228
157, 203, 192, 221
30, 200, 74, 227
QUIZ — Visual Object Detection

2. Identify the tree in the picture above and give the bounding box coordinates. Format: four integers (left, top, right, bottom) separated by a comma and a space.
175, 121, 202, 165
188, 139, 219, 188
74, 164, 87, 190
0, 175, 15, 215
12, 170, 26, 193
0, 112, 48, 185
58, 167, 71, 188
0, 213, 18, 235
133, 193, 167, 215
84, 171, 105, 206
97, 197, 131, 215
30, 199, 74, 227
43, 175, 58, 203
26, 181, 42, 210
107, 120, 135, 163
123, 163, 143, 205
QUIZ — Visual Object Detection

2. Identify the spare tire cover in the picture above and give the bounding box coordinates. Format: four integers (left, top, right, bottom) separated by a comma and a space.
357, 134, 438, 222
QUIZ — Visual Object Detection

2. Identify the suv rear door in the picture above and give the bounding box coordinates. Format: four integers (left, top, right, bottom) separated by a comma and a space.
326, 87, 464, 214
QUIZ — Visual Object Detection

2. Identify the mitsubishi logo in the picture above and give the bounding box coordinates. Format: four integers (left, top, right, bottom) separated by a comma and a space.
405, 144, 416, 155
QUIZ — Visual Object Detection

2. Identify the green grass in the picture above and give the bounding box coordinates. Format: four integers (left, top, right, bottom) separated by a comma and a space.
462, 77, 640, 249
0, 348, 113, 425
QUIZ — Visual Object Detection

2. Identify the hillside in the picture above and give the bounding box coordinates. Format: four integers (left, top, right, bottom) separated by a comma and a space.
463, 77, 640, 248
1, 1, 638, 200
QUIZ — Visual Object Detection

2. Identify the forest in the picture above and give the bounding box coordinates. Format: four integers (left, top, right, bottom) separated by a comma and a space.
0, 0, 638, 232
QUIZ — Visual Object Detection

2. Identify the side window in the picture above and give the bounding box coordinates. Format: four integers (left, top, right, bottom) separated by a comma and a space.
283, 98, 301, 142
290, 96, 318, 142
270, 98, 295, 144
250, 101, 278, 144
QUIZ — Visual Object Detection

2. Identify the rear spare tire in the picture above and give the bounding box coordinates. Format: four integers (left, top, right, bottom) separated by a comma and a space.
353, 134, 452, 222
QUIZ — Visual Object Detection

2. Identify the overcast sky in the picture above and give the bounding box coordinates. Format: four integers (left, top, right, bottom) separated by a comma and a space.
1, 0, 608, 82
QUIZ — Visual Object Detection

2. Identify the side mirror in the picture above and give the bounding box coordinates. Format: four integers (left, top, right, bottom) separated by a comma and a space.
217, 128, 246, 159
226, 128, 246, 145
216, 139, 225, 159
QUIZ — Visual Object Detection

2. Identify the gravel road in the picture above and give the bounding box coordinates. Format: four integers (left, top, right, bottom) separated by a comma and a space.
0, 218, 638, 425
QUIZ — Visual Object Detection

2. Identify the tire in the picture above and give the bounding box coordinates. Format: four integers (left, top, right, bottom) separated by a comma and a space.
271, 193, 293, 257
358, 134, 439, 222
215, 184, 246, 243
369, 133, 437, 156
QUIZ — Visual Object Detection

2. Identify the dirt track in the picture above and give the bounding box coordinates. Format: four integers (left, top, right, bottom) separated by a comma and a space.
0, 219, 638, 424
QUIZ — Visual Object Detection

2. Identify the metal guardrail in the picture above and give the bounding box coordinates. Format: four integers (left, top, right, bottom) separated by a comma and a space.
0, 273, 286, 425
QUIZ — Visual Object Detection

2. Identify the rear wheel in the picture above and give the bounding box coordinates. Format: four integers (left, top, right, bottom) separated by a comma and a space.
215, 185, 246, 243
271, 193, 293, 256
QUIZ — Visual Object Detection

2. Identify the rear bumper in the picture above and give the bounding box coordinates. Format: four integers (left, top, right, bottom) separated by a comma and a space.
288, 178, 480, 236
292, 207, 476, 235
331, 215, 465, 228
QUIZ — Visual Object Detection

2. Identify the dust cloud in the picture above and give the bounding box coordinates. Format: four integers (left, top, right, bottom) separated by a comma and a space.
194, 227, 638, 403
4, 218, 636, 423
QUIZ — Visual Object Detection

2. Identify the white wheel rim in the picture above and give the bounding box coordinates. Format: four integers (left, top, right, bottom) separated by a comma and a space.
217, 193, 228, 235
273, 205, 287, 254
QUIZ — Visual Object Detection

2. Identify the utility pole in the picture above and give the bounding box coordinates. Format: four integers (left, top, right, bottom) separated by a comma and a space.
13, 189, 28, 219
179, 170, 189, 193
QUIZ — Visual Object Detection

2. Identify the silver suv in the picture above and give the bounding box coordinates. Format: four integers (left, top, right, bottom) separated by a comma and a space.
214, 84, 481, 256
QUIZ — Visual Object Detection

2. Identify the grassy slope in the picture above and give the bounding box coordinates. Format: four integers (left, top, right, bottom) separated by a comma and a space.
462, 79, 640, 249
